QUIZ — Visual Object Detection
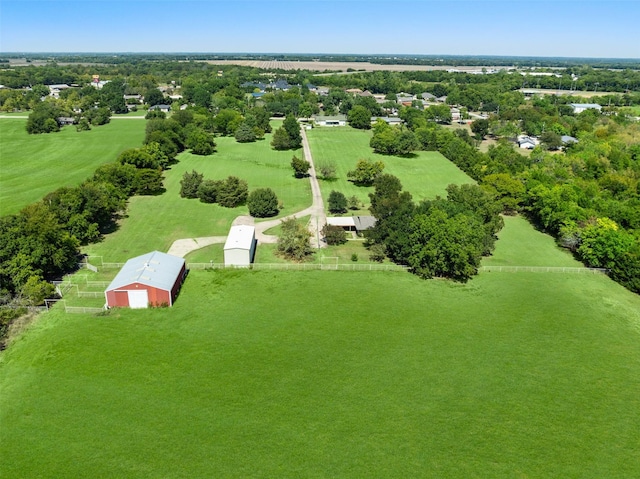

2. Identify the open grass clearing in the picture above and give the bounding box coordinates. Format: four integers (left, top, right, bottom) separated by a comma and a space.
1, 266, 639, 478
306, 127, 475, 209
0, 118, 146, 215
83, 135, 307, 263
483, 215, 584, 267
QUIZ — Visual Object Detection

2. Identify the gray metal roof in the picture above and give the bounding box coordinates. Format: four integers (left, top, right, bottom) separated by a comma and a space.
106, 251, 185, 292
354, 216, 377, 231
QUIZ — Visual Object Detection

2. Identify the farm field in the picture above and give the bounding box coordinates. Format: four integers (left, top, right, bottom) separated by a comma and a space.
0, 118, 146, 216
306, 127, 474, 208
83, 135, 308, 263
2, 265, 640, 477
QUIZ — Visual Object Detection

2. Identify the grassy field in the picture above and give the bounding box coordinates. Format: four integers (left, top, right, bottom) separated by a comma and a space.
83, 135, 308, 263
0, 118, 146, 216
483, 215, 583, 267
2, 264, 640, 477
4, 120, 640, 477
307, 127, 474, 209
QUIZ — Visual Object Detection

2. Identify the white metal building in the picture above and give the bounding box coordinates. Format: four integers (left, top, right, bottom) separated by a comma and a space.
224, 225, 256, 267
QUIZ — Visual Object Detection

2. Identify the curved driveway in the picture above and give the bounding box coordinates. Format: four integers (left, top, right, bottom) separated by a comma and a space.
167, 126, 326, 257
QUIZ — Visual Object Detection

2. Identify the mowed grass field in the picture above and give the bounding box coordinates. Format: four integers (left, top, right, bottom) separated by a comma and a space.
83, 134, 308, 263
2, 265, 640, 477
3, 125, 640, 477
0, 118, 146, 216
306, 127, 475, 208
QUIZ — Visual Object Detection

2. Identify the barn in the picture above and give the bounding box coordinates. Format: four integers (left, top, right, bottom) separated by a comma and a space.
224, 225, 256, 267
105, 251, 186, 308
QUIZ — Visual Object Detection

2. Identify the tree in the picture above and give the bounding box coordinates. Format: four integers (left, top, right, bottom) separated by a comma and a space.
481, 173, 526, 214
277, 217, 313, 261
186, 128, 216, 155
145, 88, 165, 107
197, 179, 221, 203
328, 191, 347, 213
234, 122, 257, 143
291, 155, 311, 178
247, 188, 279, 218
118, 148, 158, 169
271, 127, 292, 150
85, 107, 111, 125
347, 105, 372, 129
317, 161, 337, 180
541, 131, 563, 150
216, 176, 248, 208
213, 109, 243, 136
471, 119, 489, 139
347, 159, 385, 186
283, 113, 302, 148
322, 224, 348, 245
26, 101, 61, 134
577, 217, 634, 270
180, 170, 203, 198
393, 129, 419, 155
407, 208, 486, 281
347, 195, 361, 210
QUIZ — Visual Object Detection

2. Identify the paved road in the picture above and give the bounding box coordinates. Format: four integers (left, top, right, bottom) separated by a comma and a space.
167, 125, 327, 257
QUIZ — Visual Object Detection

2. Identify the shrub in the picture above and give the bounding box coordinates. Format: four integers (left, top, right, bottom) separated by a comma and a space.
216, 176, 248, 208
328, 191, 347, 213
180, 170, 203, 199
247, 188, 279, 218
291, 155, 311, 178
197, 179, 221, 203
277, 217, 313, 261
322, 224, 347, 245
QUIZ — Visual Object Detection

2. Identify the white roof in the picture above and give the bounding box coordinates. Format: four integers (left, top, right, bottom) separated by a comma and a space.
224, 225, 255, 250
106, 251, 185, 292
327, 217, 356, 227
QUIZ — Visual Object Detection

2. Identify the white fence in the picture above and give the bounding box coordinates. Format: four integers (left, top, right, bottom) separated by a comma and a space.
480, 266, 608, 274
186, 262, 409, 272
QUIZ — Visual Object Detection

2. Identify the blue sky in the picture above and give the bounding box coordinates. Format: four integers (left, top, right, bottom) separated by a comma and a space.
1, 1, 638, 58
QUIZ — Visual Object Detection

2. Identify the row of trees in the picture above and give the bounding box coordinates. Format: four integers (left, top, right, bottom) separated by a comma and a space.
364, 176, 504, 281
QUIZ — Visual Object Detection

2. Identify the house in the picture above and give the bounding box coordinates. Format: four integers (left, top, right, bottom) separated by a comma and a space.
346, 88, 363, 94
105, 251, 186, 308
517, 135, 538, 149
313, 115, 347, 127
326, 216, 376, 234
450, 107, 461, 121
371, 116, 403, 126
315, 87, 330, 96
436, 95, 448, 103
396, 93, 415, 106
149, 104, 171, 113
224, 225, 256, 267
421, 92, 436, 101
569, 103, 602, 114
358, 90, 374, 97
561, 135, 579, 145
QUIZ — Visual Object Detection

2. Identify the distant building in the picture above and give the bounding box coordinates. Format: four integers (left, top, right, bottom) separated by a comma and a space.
149, 104, 171, 113
326, 216, 376, 234
517, 135, 538, 149
371, 116, 403, 126
313, 115, 347, 127
570, 103, 602, 114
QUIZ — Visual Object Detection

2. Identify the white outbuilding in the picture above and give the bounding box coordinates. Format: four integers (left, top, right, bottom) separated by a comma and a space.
224, 225, 256, 267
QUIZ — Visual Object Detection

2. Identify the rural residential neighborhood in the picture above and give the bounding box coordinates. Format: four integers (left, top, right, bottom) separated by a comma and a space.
1, 0, 640, 477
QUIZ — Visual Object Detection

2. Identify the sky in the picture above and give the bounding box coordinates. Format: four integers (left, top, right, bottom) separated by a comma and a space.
1, 0, 639, 59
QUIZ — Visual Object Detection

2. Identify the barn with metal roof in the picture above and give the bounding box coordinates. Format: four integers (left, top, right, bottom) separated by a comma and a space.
105, 251, 186, 308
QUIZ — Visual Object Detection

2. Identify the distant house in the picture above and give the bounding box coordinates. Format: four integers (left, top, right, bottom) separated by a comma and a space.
517, 135, 538, 149
326, 216, 376, 235
421, 92, 436, 101
316, 87, 330, 96
47, 84, 71, 98
396, 93, 415, 106
561, 135, 579, 145
359, 90, 374, 97
149, 104, 171, 113
346, 88, 363, 94
313, 115, 347, 127
224, 225, 256, 267
124, 94, 143, 102
570, 103, 602, 114
436, 95, 448, 103
371, 116, 403, 126
105, 251, 186, 308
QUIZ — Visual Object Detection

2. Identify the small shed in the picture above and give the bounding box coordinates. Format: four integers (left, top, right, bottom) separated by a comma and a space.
224, 225, 256, 267
105, 251, 186, 308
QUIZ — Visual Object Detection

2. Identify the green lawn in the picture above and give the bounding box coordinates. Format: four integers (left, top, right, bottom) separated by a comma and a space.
0, 118, 146, 216
2, 266, 639, 478
306, 127, 475, 209
483, 215, 584, 267
83, 135, 308, 263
